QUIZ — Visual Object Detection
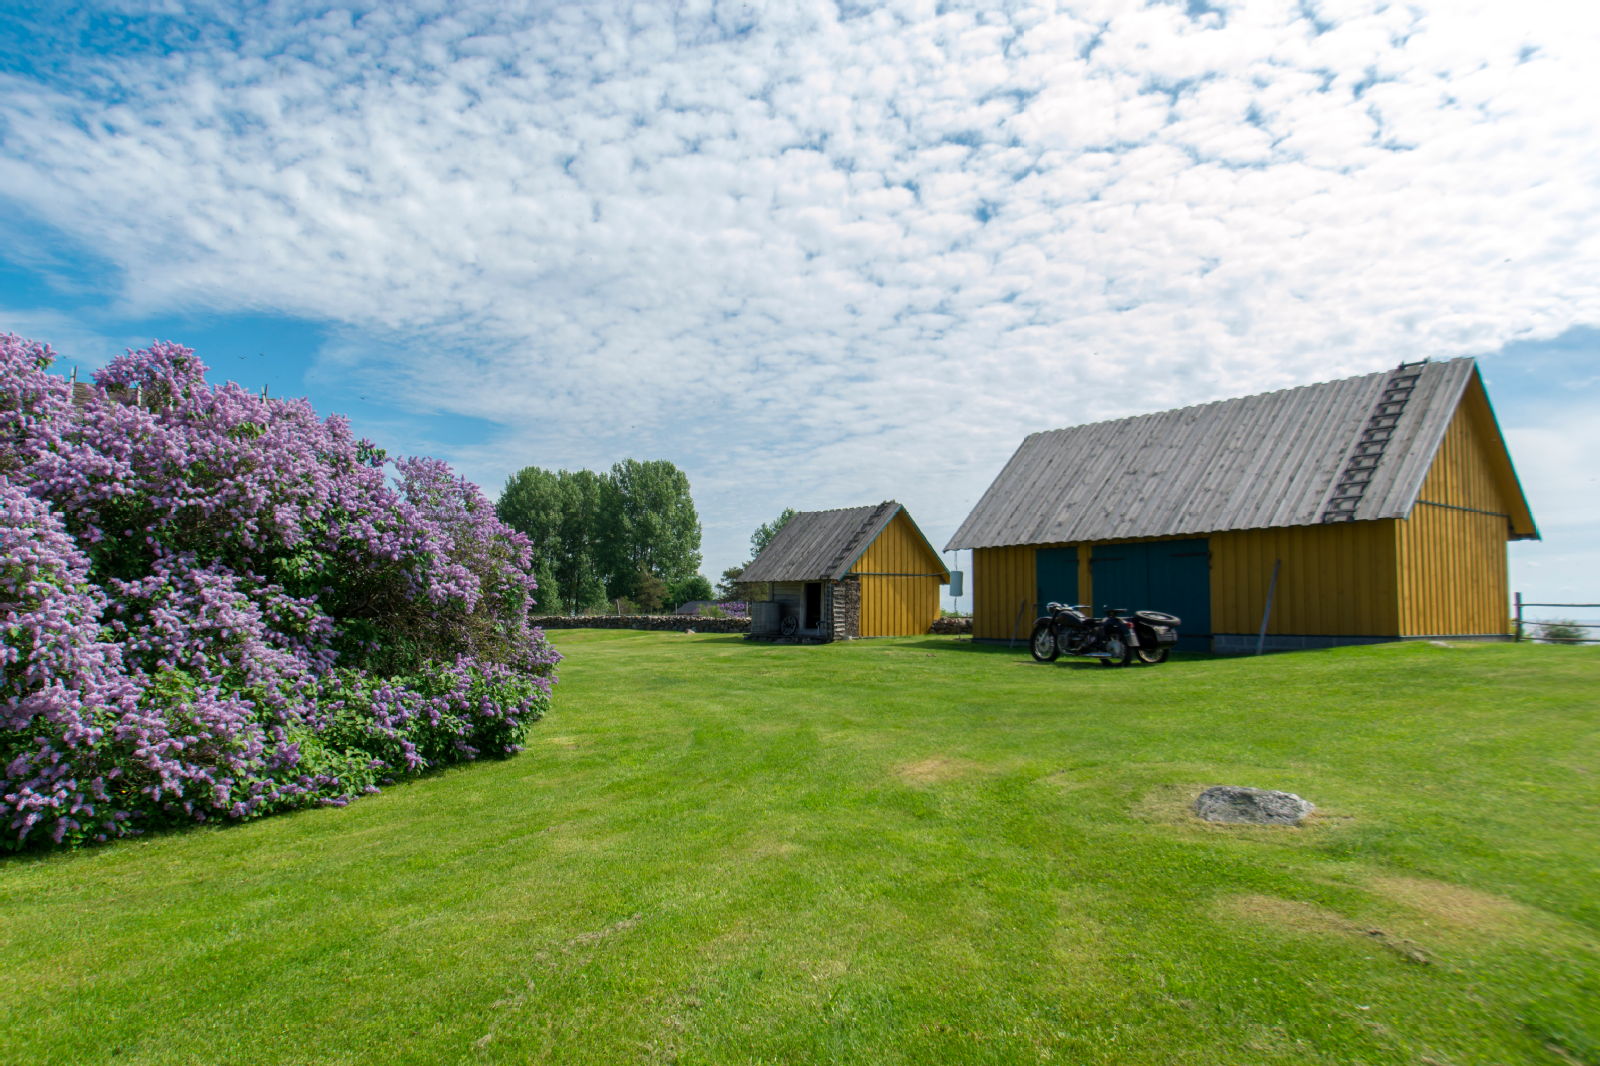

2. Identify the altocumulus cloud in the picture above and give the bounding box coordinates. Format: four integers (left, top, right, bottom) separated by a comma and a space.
1, 0, 1597, 579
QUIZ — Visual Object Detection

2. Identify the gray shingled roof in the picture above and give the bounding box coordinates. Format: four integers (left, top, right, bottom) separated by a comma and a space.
947, 358, 1526, 550
740, 501, 904, 583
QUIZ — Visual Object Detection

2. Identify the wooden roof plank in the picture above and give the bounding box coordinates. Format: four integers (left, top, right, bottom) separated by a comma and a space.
946, 358, 1504, 550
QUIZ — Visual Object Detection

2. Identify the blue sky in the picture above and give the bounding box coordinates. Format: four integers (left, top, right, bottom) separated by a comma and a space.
3, 0, 1597, 616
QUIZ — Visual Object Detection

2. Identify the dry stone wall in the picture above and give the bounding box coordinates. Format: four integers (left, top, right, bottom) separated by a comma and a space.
529, 612, 967, 636
530, 615, 750, 633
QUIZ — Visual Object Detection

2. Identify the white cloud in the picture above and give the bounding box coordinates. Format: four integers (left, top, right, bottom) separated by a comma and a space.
1, 0, 1598, 587
0, 308, 139, 372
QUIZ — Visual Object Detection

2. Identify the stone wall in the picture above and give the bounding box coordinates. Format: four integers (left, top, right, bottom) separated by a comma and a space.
527, 611, 967, 637
530, 615, 751, 633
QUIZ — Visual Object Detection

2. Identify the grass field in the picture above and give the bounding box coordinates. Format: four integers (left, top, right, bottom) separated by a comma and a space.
2, 632, 1597, 1065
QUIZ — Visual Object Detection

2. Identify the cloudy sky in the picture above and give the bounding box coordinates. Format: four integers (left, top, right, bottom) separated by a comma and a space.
3, 0, 1597, 614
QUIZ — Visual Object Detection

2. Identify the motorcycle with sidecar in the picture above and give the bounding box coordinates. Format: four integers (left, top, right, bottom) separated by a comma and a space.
1029, 602, 1181, 666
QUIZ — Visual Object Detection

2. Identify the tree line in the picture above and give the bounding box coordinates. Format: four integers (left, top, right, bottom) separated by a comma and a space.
496, 459, 712, 614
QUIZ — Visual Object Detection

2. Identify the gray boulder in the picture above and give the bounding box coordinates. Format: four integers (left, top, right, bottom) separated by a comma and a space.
1194, 785, 1314, 826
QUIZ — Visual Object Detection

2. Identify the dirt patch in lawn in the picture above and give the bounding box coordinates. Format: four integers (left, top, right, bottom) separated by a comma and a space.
894, 756, 983, 785
1129, 783, 1209, 825
1366, 876, 1534, 936
1221, 894, 1432, 965
740, 838, 803, 861
566, 912, 643, 949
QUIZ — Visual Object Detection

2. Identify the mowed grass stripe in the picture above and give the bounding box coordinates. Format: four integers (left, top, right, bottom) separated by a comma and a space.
1, 633, 1596, 1065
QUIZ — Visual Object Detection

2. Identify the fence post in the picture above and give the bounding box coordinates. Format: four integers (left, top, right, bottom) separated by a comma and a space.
1256, 559, 1281, 656
1513, 591, 1522, 642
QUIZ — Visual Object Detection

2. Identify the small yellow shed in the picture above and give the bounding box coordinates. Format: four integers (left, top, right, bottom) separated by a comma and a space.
741, 502, 949, 640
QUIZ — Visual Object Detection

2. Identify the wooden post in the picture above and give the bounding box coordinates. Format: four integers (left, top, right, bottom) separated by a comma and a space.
1513, 591, 1523, 642
1255, 559, 1281, 656
1009, 598, 1028, 649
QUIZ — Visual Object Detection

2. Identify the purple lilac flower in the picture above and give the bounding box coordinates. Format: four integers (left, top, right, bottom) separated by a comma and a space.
0, 334, 559, 849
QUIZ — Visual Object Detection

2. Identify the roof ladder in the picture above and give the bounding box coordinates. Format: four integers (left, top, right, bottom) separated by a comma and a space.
824, 501, 893, 577
1320, 363, 1425, 523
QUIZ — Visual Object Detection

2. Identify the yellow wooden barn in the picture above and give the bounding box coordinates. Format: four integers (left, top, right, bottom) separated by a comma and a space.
947, 359, 1537, 651
742, 502, 949, 640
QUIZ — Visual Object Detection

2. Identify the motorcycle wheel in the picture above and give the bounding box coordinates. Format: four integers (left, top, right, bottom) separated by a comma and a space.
1029, 621, 1060, 662
1097, 635, 1132, 667
1135, 646, 1169, 665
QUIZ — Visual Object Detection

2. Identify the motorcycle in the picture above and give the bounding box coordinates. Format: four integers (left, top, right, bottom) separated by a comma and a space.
1029, 603, 1181, 666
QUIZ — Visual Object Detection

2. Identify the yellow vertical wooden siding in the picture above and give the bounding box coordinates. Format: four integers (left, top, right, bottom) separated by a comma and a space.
971, 545, 1036, 640
977, 526, 1405, 638
1211, 522, 1400, 636
972, 388, 1520, 640
856, 576, 939, 637
1394, 391, 1513, 636
850, 511, 947, 637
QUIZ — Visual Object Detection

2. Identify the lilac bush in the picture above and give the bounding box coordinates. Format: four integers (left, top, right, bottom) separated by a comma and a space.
0, 333, 559, 850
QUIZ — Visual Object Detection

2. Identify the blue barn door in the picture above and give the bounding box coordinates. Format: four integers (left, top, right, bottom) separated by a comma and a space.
1035, 548, 1078, 616
1090, 540, 1211, 651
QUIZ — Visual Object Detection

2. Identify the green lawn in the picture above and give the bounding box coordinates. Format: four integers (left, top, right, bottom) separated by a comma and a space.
3, 633, 1597, 1065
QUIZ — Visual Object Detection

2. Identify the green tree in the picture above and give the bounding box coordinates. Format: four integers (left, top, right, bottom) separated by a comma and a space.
499, 459, 703, 612
716, 565, 745, 601
599, 459, 702, 602
495, 466, 561, 610
553, 469, 611, 614
667, 574, 714, 611
630, 565, 669, 612
497, 466, 609, 615
750, 507, 798, 559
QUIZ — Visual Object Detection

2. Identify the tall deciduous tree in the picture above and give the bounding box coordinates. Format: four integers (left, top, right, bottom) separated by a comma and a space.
498, 458, 702, 612
495, 467, 561, 607
497, 467, 609, 614
600, 459, 702, 602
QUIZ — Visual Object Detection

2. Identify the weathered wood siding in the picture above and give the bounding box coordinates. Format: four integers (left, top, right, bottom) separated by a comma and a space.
851, 511, 946, 637
971, 545, 1037, 640
1395, 389, 1514, 636
771, 582, 805, 620
1211, 522, 1401, 637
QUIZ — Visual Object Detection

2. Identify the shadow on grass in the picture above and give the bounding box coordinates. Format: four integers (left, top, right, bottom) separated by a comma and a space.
0, 738, 524, 866
895, 636, 1222, 666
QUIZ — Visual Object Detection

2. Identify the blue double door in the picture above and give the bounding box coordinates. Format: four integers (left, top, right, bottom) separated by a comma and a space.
1037, 540, 1211, 651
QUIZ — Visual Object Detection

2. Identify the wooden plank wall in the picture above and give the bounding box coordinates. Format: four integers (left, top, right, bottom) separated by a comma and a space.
851, 512, 945, 637
974, 390, 1516, 641
1395, 397, 1512, 636
972, 545, 1036, 640
856, 576, 937, 637
1211, 522, 1401, 637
